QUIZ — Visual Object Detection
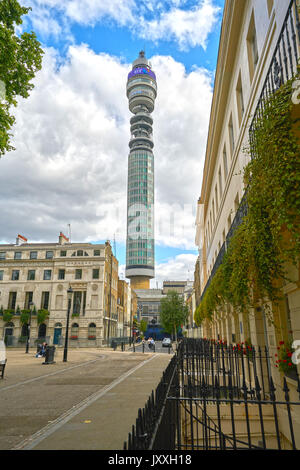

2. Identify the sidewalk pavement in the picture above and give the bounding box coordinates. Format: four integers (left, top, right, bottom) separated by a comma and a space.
12, 349, 172, 450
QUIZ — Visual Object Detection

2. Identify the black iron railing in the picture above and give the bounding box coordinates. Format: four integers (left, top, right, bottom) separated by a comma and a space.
124, 338, 300, 450
123, 354, 178, 450
201, 193, 248, 300
201, 0, 300, 301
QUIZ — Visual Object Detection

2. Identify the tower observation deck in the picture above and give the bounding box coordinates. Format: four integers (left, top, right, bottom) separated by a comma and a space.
125, 51, 157, 290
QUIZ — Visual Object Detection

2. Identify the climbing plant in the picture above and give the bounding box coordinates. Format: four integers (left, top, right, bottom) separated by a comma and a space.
37, 308, 49, 324
195, 73, 300, 326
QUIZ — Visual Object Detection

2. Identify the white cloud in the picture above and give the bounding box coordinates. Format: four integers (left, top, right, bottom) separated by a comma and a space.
152, 253, 198, 287
139, 0, 221, 50
22, 0, 220, 50
119, 253, 198, 287
0, 45, 212, 258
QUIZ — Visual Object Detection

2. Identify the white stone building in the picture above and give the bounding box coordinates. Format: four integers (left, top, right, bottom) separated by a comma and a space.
0, 234, 118, 348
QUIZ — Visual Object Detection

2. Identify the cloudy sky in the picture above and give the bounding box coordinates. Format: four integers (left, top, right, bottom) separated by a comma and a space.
0, 0, 224, 287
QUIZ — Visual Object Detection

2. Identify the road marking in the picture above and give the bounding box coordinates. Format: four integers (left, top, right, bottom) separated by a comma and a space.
13, 354, 157, 450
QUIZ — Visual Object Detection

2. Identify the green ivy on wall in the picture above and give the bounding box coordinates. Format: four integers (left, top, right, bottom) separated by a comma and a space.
37, 309, 49, 324
195, 73, 300, 326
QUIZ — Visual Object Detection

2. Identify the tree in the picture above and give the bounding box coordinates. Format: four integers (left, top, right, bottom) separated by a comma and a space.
160, 291, 189, 341
0, 0, 44, 156
139, 319, 147, 337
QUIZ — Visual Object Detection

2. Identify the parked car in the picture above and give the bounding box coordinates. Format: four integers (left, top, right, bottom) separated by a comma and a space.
162, 337, 172, 347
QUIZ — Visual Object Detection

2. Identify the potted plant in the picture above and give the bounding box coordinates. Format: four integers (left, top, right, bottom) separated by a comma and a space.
88, 335, 96, 340
275, 340, 297, 379
20, 310, 30, 325
3, 309, 14, 322
70, 335, 78, 340
37, 309, 49, 325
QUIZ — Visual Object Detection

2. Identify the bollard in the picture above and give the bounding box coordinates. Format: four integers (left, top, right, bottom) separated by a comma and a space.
168, 345, 171, 354
142, 343, 145, 353
133, 343, 135, 352
43, 345, 56, 365
121, 342, 125, 352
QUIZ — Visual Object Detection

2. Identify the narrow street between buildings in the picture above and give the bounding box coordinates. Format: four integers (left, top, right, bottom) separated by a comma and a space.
0, 348, 171, 450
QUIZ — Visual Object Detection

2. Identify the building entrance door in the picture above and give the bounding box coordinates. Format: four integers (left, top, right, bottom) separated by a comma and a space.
53, 328, 62, 345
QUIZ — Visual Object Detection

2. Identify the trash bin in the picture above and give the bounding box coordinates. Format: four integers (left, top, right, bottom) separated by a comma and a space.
43, 345, 56, 364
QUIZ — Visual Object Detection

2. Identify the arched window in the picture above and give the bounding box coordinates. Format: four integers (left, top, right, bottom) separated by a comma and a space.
71, 323, 79, 338
55, 322, 62, 327
77, 250, 83, 256
88, 323, 96, 339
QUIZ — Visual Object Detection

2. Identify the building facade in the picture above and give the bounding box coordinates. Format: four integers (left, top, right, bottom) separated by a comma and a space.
0, 234, 118, 348
125, 51, 157, 290
195, 0, 300, 446
117, 279, 131, 337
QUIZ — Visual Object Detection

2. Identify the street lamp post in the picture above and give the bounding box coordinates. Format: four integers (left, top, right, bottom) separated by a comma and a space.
63, 287, 73, 362
25, 302, 34, 354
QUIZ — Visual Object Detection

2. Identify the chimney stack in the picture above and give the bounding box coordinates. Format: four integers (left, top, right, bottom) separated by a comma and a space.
59, 232, 69, 245
16, 234, 28, 245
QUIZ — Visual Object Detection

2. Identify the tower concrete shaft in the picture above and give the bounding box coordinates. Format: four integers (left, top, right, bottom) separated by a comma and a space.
125, 51, 157, 289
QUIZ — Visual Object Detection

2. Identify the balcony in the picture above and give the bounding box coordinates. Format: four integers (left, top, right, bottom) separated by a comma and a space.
249, 0, 300, 155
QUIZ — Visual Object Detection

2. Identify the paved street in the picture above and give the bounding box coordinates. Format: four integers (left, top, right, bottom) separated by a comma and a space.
130, 340, 175, 354
0, 347, 172, 450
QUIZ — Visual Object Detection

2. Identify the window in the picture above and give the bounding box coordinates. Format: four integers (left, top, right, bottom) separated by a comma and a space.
223, 146, 228, 180
218, 167, 223, 198
215, 185, 219, 213
8, 292, 17, 310
93, 269, 100, 279
30, 251, 37, 259
236, 72, 245, 125
77, 250, 83, 257
46, 251, 53, 259
234, 192, 240, 212
43, 270, 52, 280
24, 292, 33, 309
0, 270, 3, 280
247, 12, 259, 82
227, 214, 232, 232
0, 252, 6, 260
27, 270, 35, 281
41, 291, 50, 310
75, 269, 82, 280
58, 269, 65, 280
228, 115, 235, 156
88, 323, 96, 338
14, 252, 22, 260
71, 323, 79, 337
60, 250, 67, 257
73, 291, 82, 315
11, 270, 20, 281
94, 250, 100, 256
